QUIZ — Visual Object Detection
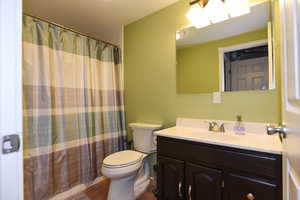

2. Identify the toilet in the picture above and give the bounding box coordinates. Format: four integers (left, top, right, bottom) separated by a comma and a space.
101, 123, 162, 200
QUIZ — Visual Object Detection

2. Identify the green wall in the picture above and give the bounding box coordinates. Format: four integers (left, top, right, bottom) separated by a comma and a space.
124, 0, 281, 132
177, 28, 268, 93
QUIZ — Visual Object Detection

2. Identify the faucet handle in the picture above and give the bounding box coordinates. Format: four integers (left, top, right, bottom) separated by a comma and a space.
219, 123, 226, 132
209, 121, 219, 131
208, 121, 217, 131
204, 120, 213, 131
209, 122, 214, 131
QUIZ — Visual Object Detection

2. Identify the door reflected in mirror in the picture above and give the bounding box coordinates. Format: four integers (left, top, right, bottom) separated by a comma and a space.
221, 41, 270, 91
176, 0, 275, 94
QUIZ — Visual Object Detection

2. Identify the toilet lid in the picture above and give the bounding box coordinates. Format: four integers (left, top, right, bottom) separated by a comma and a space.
103, 150, 144, 168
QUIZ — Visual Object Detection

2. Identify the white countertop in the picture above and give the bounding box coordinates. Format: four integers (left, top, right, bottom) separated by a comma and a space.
154, 126, 283, 155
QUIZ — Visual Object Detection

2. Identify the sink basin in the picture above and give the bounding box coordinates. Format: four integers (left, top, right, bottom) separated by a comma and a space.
163, 127, 240, 141
154, 126, 282, 154
189, 130, 240, 140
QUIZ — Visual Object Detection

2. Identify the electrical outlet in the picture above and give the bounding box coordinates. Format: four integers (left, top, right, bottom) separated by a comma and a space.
212, 92, 221, 103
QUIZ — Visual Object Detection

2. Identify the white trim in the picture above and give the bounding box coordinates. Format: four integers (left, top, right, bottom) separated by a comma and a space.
218, 39, 269, 92
287, 158, 300, 200
0, 0, 23, 199
280, 0, 300, 198
280, 0, 300, 114
268, 21, 276, 90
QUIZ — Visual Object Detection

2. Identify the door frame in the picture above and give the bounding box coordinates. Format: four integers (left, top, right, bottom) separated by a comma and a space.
0, 0, 23, 199
279, 0, 300, 199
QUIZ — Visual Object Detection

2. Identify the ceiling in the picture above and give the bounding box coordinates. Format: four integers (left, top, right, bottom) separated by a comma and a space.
176, 1, 270, 47
23, 0, 180, 46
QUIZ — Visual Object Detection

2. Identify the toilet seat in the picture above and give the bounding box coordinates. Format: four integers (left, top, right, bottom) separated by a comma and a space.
103, 150, 145, 169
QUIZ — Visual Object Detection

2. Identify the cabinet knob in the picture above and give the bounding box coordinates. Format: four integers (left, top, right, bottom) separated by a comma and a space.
246, 193, 255, 200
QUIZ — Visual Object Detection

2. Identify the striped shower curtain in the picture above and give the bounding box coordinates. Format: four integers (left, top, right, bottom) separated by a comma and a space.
22, 15, 127, 200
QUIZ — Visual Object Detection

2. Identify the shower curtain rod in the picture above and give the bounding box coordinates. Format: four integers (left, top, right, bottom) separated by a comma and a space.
23, 13, 120, 48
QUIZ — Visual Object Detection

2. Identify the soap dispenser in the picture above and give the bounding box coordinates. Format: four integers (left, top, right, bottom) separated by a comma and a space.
233, 115, 246, 135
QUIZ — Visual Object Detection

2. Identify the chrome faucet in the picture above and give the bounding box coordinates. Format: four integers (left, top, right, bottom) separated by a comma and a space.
208, 121, 225, 132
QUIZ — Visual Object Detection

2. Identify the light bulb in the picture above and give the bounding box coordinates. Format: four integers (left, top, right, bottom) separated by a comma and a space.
186, 4, 211, 29
225, 0, 250, 18
204, 0, 229, 23
176, 32, 181, 40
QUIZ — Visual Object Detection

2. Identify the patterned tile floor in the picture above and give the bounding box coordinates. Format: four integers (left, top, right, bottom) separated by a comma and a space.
67, 178, 156, 200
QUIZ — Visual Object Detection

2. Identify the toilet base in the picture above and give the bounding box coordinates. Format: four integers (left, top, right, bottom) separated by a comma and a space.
134, 179, 150, 198
107, 175, 136, 200
107, 176, 151, 200
103, 152, 152, 200
134, 163, 151, 198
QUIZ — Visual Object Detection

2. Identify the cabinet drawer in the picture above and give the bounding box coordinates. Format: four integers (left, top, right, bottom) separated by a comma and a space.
157, 136, 282, 179
226, 173, 279, 200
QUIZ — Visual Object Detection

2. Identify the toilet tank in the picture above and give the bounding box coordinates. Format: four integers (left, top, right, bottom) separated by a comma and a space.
129, 123, 162, 153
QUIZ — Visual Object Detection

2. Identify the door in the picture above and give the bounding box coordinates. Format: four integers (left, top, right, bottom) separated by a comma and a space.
185, 163, 222, 200
279, 0, 300, 199
157, 156, 185, 200
225, 173, 278, 200
231, 57, 269, 91
0, 0, 23, 200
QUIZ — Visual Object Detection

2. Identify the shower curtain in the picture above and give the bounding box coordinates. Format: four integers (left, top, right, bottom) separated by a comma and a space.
22, 15, 127, 200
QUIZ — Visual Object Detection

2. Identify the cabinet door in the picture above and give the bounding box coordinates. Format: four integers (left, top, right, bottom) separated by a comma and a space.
225, 173, 279, 200
157, 156, 185, 200
186, 163, 222, 200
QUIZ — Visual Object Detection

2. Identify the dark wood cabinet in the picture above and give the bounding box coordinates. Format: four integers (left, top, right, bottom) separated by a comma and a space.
157, 136, 282, 200
225, 173, 278, 200
157, 156, 185, 200
186, 163, 222, 200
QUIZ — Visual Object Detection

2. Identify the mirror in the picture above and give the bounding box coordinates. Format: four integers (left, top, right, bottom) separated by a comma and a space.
176, 0, 275, 93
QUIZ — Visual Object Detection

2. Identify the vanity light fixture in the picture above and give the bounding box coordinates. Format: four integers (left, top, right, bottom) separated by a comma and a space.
176, 31, 182, 40
204, 0, 229, 23
186, 0, 250, 28
176, 29, 188, 40
225, 0, 250, 17
185, 3, 211, 28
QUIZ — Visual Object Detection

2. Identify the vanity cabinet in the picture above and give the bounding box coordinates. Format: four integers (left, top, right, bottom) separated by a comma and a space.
226, 173, 278, 200
185, 163, 222, 200
157, 136, 282, 200
157, 156, 184, 200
